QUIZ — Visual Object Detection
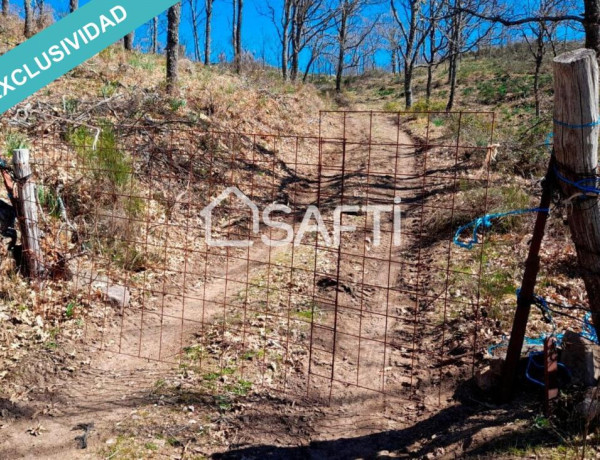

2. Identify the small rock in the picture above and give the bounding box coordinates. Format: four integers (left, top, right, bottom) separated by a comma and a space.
104, 284, 131, 309
474, 359, 503, 392
561, 331, 600, 387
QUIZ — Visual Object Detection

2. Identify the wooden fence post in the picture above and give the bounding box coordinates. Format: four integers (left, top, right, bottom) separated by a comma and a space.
12, 149, 43, 278
553, 49, 600, 337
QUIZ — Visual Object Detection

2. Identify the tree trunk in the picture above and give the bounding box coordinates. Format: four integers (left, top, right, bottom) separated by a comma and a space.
124, 32, 134, 50
69, 0, 77, 13
152, 16, 158, 54
446, 5, 462, 111
335, 2, 348, 92
205, 0, 213, 65
426, 65, 433, 103
232, 0, 237, 61
166, 2, 181, 95
534, 56, 542, 117
446, 55, 457, 111
553, 49, 600, 338
303, 50, 318, 83
234, 0, 243, 73
404, 63, 413, 108
290, 1, 302, 81
584, 0, 600, 56
280, 1, 290, 79
24, 0, 32, 38
2, 0, 8, 16
190, 0, 201, 61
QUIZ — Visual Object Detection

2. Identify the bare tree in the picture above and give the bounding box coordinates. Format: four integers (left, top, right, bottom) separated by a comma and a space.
235, 0, 243, 72
2, 0, 8, 17
521, 0, 564, 117
189, 0, 201, 61
205, 0, 214, 65
264, 0, 331, 81
303, 27, 332, 81
124, 32, 134, 50
334, 0, 378, 92
391, 0, 433, 108
167, 2, 181, 95
232, 0, 237, 59
422, 0, 447, 102
231, 0, 243, 72
458, 0, 587, 53
445, 0, 462, 111
24, 0, 32, 38
379, 21, 401, 75
443, 0, 494, 111
69, 0, 77, 13
264, 0, 293, 79
290, 0, 332, 81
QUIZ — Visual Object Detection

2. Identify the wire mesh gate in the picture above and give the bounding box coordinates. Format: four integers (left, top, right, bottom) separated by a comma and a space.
26, 110, 495, 405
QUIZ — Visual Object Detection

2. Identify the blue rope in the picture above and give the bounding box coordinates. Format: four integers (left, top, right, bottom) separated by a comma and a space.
454, 208, 550, 250
548, 117, 600, 192
553, 166, 600, 195
554, 119, 600, 129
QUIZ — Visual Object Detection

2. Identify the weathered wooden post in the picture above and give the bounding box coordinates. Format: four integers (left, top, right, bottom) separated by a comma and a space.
12, 149, 43, 278
553, 49, 600, 337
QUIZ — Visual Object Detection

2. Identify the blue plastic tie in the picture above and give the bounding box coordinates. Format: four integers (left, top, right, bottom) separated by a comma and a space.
553, 119, 600, 129
454, 208, 550, 250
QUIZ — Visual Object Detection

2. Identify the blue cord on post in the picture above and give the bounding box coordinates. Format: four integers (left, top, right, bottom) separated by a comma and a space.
553, 118, 600, 130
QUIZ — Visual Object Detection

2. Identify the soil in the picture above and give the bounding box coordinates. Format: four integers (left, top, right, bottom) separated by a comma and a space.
0, 106, 539, 459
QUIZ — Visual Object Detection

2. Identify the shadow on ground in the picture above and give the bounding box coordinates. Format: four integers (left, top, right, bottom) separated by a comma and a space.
212, 381, 576, 459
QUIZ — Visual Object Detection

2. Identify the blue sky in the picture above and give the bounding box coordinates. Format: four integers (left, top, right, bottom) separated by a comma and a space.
37, 0, 299, 65
21, 0, 585, 71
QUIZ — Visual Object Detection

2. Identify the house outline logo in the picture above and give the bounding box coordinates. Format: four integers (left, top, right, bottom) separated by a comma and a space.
200, 186, 260, 247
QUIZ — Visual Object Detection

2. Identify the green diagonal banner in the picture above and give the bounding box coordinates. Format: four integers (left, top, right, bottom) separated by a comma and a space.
0, 0, 178, 115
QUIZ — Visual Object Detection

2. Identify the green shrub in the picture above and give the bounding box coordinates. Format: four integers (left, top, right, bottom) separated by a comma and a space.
383, 101, 403, 112
410, 99, 447, 113
100, 81, 119, 98
68, 124, 132, 187
4, 132, 29, 157
168, 98, 187, 112
129, 53, 156, 70
37, 185, 61, 219
67, 123, 149, 272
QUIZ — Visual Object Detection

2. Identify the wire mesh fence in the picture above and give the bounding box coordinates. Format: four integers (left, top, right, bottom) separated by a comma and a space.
12, 110, 496, 406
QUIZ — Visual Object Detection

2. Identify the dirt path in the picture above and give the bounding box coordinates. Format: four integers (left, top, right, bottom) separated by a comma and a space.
0, 108, 443, 459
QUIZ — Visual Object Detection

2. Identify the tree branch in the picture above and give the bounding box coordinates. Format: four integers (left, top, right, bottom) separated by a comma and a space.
458, 7, 583, 26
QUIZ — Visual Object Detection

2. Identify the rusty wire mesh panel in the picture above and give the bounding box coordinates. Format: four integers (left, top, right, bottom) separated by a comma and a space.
26, 110, 495, 407
310, 111, 496, 405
